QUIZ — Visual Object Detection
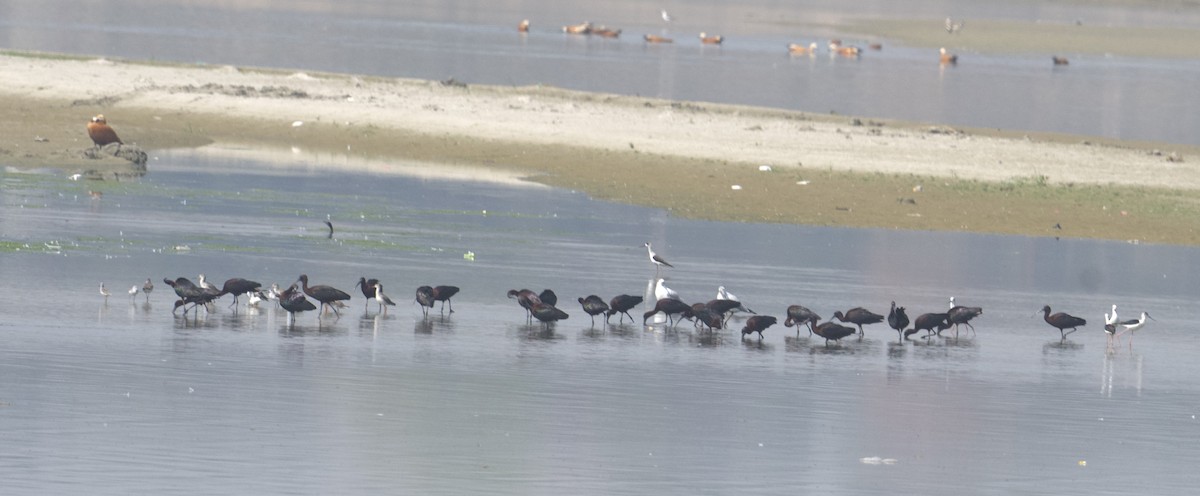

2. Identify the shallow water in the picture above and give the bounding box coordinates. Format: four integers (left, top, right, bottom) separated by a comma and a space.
2, 0, 1199, 145
2, 149, 1200, 494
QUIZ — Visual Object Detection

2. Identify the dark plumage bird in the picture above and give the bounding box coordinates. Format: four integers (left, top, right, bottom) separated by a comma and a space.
578, 295, 610, 326
430, 286, 460, 314
887, 301, 910, 340
507, 289, 542, 322
530, 302, 569, 326
833, 307, 884, 336
741, 315, 777, 339
538, 289, 558, 307
606, 294, 643, 323
948, 297, 984, 336
355, 277, 381, 310
783, 305, 820, 337
164, 277, 220, 316
297, 274, 351, 317
1042, 305, 1086, 339
219, 278, 261, 309
690, 303, 724, 331
813, 321, 858, 344
415, 286, 435, 317
908, 312, 951, 337
142, 278, 154, 302
279, 283, 317, 319
643, 298, 693, 328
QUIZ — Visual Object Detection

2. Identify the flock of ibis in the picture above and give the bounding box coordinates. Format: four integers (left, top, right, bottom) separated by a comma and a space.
101, 241, 1155, 351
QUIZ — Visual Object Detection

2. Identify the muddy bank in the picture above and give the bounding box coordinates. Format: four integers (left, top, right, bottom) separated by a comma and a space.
2, 51, 1200, 244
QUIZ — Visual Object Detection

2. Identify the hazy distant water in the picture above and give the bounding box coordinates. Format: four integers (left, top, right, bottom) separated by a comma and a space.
2, 149, 1200, 494
2, 0, 1199, 145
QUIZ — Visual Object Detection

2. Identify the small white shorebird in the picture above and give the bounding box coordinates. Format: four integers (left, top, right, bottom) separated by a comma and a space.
373, 283, 397, 314
654, 278, 680, 301
198, 274, 219, 292
645, 242, 674, 276
128, 285, 139, 301
1104, 304, 1120, 347
661, 9, 672, 23
1117, 312, 1155, 351
99, 283, 111, 302
717, 285, 754, 314
247, 290, 265, 309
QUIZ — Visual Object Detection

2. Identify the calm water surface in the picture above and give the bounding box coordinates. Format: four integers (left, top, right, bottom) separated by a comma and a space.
1, 0, 1199, 145
2, 149, 1200, 494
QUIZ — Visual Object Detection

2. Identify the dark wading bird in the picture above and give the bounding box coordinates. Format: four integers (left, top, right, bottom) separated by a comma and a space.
948, 297, 984, 337
430, 286, 460, 314
741, 315, 777, 339
297, 274, 351, 317
907, 312, 950, 338
813, 320, 858, 345
530, 302, 569, 327
538, 289, 558, 307
164, 277, 220, 316
606, 294, 643, 323
415, 286, 436, 318
1041, 305, 1087, 339
784, 305, 820, 337
142, 278, 154, 302
887, 301, 910, 340
690, 303, 724, 331
507, 289, 542, 322
219, 278, 262, 310
355, 277, 381, 311
643, 298, 693, 329
372, 283, 396, 314
578, 295, 610, 326
833, 307, 884, 337
279, 284, 317, 322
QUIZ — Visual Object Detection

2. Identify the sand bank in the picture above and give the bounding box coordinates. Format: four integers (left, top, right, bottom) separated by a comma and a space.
2, 50, 1199, 244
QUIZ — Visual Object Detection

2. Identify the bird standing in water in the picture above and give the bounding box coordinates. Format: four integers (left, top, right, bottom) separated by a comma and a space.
373, 283, 397, 314
142, 278, 154, 302
645, 242, 674, 276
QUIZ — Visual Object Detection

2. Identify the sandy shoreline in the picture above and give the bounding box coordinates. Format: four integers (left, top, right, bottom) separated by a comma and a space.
3, 50, 1200, 244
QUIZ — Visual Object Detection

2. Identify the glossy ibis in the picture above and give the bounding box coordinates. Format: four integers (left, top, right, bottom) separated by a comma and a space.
909, 312, 951, 337
99, 283, 110, 302
578, 295, 609, 326
1117, 312, 1155, 350
530, 302, 569, 327
833, 307, 884, 336
421, 286, 457, 314
654, 278, 680, 301
415, 286, 435, 317
87, 115, 122, 146
297, 274, 351, 317
948, 297, 984, 336
645, 242, 674, 276
219, 278, 262, 310
372, 283, 396, 314
538, 289, 558, 307
813, 321, 858, 345
643, 298, 693, 329
507, 289, 542, 322
142, 278, 154, 302
355, 277, 381, 310
1041, 305, 1086, 339
784, 305, 820, 337
690, 303, 724, 331
279, 284, 317, 321
741, 315, 777, 339
606, 294, 643, 323
887, 302, 910, 340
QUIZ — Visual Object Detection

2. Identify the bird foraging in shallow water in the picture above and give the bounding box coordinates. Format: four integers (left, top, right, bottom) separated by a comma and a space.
654, 278, 680, 301
297, 274, 351, 317
530, 302, 569, 326
142, 278, 154, 302
1116, 312, 1154, 351
833, 307, 884, 336
887, 301, 909, 340
373, 283, 396, 314
87, 114, 122, 147
1041, 305, 1086, 339
355, 277, 381, 310
645, 242, 674, 276
939, 47, 958, 65
741, 315, 777, 339
908, 312, 950, 337
784, 305, 820, 336
99, 283, 111, 302
606, 294, 643, 323
578, 295, 609, 326
947, 297, 983, 336
128, 285, 138, 301
813, 320, 857, 344
643, 298, 693, 328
